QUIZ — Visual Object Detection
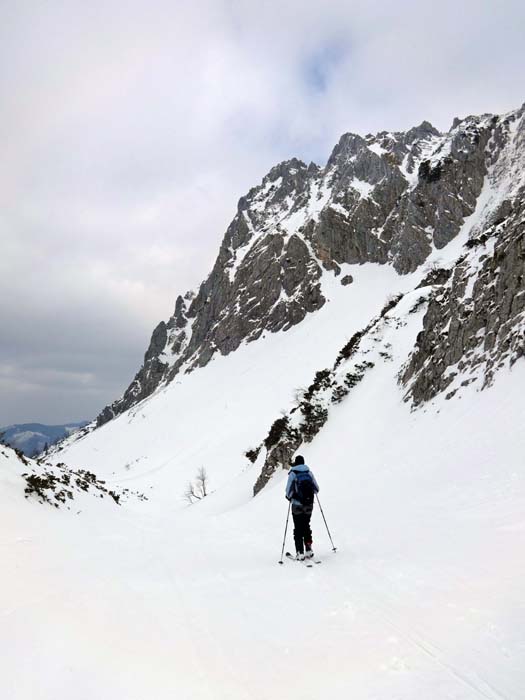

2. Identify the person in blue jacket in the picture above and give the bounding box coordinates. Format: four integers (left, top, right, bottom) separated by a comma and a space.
286, 454, 319, 560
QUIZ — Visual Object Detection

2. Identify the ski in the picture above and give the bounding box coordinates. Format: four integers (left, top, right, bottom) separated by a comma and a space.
286, 551, 312, 567
285, 551, 321, 567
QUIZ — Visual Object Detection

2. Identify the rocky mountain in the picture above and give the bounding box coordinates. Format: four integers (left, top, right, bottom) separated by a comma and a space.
94, 105, 525, 437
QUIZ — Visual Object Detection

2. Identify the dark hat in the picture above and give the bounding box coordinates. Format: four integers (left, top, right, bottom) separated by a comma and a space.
291, 454, 305, 466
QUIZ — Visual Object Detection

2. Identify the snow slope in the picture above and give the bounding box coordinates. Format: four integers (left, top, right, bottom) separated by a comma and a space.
2, 296, 524, 699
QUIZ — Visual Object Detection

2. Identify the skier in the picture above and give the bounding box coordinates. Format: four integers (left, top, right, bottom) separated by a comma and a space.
285, 455, 319, 560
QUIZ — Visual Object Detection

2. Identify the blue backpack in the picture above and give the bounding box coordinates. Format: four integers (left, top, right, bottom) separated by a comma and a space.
293, 469, 315, 506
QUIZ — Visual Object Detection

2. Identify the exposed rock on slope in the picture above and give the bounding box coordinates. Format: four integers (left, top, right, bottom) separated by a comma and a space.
401, 197, 525, 405
252, 293, 405, 495
97, 105, 525, 427
1, 444, 144, 508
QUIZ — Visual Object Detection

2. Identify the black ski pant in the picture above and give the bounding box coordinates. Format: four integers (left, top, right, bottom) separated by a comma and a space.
292, 508, 313, 554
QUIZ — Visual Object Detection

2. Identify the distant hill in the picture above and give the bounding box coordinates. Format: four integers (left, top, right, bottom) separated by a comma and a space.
0, 422, 88, 457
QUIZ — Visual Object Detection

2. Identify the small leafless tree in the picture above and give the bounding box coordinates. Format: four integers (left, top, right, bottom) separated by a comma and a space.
184, 467, 209, 504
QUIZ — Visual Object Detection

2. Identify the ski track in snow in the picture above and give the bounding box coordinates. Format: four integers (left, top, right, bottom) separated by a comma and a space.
354, 562, 510, 700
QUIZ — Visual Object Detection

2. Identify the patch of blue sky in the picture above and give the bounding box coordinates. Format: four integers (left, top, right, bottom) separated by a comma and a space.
301, 41, 347, 95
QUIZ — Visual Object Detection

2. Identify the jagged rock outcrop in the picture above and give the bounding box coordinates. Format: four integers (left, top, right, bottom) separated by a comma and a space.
382, 116, 494, 273
97, 104, 525, 426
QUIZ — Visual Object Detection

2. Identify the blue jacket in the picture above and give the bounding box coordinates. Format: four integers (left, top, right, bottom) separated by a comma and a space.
285, 464, 319, 509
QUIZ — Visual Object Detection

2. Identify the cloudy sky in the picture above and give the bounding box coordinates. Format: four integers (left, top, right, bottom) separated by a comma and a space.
1, 0, 524, 426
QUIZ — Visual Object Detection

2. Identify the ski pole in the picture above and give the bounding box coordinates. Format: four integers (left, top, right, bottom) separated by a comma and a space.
316, 494, 337, 552
278, 501, 291, 564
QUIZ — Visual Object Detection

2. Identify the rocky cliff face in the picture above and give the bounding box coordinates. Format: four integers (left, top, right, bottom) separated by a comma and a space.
97, 104, 525, 426
401, 110, 525, 405
401, 197, 525, 405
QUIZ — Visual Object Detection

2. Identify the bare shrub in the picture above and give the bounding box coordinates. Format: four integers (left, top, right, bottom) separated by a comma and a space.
185, 467, 209, 504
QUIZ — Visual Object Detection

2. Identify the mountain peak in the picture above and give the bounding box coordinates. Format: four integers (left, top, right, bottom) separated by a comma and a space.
93, 104, 525, 428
